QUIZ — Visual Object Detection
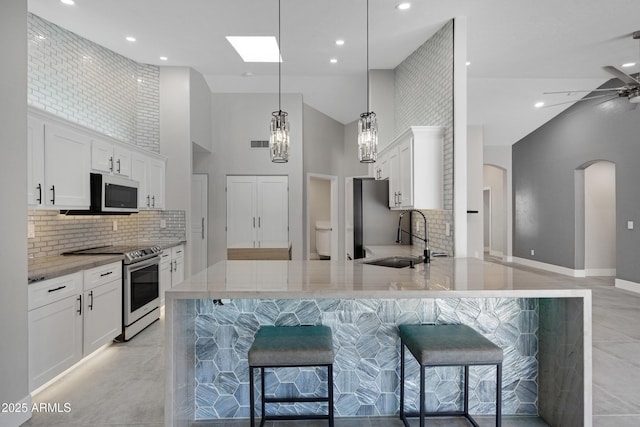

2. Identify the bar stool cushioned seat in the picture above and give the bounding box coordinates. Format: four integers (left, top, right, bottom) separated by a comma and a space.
248, 325, 334, 426
398, 324, 503, 427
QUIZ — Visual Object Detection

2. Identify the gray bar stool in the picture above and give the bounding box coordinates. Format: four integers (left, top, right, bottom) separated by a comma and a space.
248, 325, 334, 427
398, 324, 503, 427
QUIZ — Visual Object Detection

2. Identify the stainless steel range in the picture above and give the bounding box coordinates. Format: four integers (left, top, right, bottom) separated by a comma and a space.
65, 245, 162, 340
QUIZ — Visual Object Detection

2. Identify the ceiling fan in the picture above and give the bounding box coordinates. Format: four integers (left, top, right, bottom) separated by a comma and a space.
543, 31, 640, 107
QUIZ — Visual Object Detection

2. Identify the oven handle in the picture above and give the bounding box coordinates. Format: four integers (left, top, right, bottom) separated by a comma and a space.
124, 255, 160, 272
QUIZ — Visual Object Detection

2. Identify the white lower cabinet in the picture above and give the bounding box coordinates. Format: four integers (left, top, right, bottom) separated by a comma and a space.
28, 273, 83, 392
160, 245, 185, 304
82, 262, 122, 355
28, 262, 123, 392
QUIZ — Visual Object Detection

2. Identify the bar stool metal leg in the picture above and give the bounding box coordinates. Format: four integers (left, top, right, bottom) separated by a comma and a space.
249, 367, 255, 427
497, 363, 502, 427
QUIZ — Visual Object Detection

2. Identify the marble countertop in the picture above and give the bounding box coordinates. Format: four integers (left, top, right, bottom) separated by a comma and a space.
28, 254, 124, 284
167, 255, 590, 300
28, 239, 186, 283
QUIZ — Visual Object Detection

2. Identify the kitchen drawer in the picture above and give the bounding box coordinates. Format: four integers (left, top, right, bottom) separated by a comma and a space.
28, 272, 82, 311
171, 245, 184, 260
83, 261, 122, 291
160, 249, 172, 264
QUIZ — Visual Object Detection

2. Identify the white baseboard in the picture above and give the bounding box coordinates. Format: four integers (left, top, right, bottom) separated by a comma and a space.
0, 394, 32, 426
511, 257, 586, 277
489, 249, 503, 258
585, 268, 616, 277
615, 278, 640, 294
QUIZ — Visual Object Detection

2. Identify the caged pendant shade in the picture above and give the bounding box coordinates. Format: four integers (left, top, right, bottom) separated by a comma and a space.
269, 0, 289, 163
358, 0, 377, 163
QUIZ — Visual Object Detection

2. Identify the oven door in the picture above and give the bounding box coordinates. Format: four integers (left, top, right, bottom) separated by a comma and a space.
123, 256, 160, 326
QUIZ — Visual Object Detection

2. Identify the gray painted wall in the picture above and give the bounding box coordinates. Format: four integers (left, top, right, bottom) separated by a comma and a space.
512, 79, 640, 282
196, 93, 304, 263
0, 2, 29, 424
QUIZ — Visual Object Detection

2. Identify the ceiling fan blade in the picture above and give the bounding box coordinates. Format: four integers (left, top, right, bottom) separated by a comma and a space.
603, 66, 640, 85
543, 88, 621, 94
542, 93, 618, 108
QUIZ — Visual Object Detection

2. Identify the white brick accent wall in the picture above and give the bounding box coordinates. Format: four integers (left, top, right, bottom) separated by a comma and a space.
394, 20, 454, 253
27, 13, 160, 152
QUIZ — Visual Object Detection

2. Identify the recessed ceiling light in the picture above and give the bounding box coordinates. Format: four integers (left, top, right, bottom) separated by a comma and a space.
534, 101, 545, 108
125, 36, 136, 42
466, 61, 471, 66
396, 2, 411, 10
335, 40, 345, 46
159, 56, 168, 61
226, 36, 281, 62
622, 62, 636, 68
330, 58, 338, 64
60, 0, 75, 5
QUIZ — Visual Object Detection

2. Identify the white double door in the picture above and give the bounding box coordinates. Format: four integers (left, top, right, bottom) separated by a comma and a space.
226, 175, 288, 248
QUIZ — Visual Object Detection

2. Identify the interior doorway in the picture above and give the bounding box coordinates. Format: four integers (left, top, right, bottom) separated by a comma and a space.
306, 174, 338, 260
191, 174, 208, 274
578, 161, 616, 276
483, 188, 491, 255
483, 165, 507, 259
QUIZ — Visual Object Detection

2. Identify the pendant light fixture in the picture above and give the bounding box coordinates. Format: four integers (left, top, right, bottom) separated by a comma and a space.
269, 0, 289, 163
358, 0, 377, 163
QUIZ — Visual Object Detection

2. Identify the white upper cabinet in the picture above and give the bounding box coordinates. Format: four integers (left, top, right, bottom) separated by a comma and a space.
27, 116, 45, 207
131, 152, 165, 210
91, 139, 132, 177
383, 126, 444, 211
28, 113, 91, 210
43, 122, 91, 209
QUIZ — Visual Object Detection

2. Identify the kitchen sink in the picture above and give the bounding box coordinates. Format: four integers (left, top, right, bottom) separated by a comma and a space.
363, 256, 423, 268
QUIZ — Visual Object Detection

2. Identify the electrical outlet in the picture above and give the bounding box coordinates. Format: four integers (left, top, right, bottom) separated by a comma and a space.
530, 249, 535, 256
628, 221, 634, 230
27, 221, 35, 238
112, 220, 118, 231
445, 223, 451, 237
160, 219, 167, 229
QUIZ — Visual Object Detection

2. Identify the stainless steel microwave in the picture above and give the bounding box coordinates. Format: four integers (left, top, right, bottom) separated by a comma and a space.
90, 173, 139, 213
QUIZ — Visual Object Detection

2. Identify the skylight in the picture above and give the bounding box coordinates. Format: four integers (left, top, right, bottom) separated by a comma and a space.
226, 36, 282, 63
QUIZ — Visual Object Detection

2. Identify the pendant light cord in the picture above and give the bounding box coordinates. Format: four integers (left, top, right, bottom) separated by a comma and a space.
366, 0, 370, 112
278, 0, 282, 112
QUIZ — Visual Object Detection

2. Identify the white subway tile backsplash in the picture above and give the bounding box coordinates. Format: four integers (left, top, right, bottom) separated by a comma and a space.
395, 20, 454, 253
27, 13, 160, 152
27, 210, 186, 258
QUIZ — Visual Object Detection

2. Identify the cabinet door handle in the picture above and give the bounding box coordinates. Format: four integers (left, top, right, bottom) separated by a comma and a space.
100, 271, 113, 277
47, 285, 66, 293
152, 195, 155, 208
109, 156, 114, 172
117, 158, 121, 173
89, 290, 94, 310
173, 260, 177, 272
201, 218, 205, 239
77, 295, 82, 315
50, 185, 55, 205
146, 195, 150, 207
253, 217, 256, 228
36, 183, 42, 204
258, 217, 261, 228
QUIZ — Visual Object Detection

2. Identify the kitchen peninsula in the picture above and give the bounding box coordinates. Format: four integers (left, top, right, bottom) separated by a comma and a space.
165, 257, 592, 427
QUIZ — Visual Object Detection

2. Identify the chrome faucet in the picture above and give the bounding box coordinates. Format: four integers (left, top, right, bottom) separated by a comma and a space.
396, 209, 430, 263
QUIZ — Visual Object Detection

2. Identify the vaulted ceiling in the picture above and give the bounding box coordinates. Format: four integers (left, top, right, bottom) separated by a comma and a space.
28, 0, 640, 146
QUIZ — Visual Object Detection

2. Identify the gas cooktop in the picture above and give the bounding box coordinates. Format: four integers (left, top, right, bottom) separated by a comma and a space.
64, 245, 162, 264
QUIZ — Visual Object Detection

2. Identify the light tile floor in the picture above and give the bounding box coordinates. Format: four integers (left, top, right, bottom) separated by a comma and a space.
22, 259, 640, 426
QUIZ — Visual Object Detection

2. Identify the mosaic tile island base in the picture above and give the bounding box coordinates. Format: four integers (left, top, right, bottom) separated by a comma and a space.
165, 256, 592, 427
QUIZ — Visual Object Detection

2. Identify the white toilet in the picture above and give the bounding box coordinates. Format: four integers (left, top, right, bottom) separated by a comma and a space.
315, 221, 332, 259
